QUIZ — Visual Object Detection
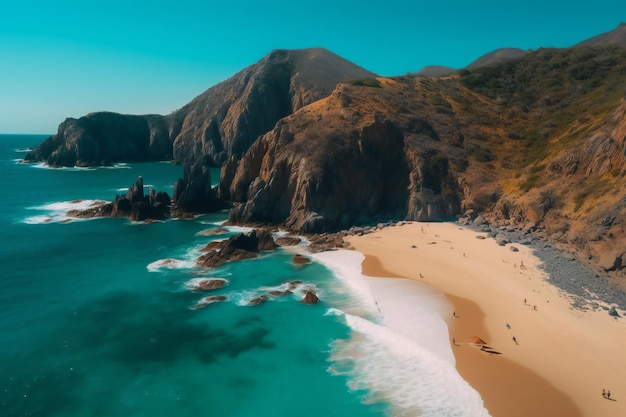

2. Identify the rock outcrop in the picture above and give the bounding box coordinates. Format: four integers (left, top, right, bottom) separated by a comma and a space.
196, 229, 277, 268
67, 176, 171, 221
24, 113, 171, 167
173, 156, 222, 214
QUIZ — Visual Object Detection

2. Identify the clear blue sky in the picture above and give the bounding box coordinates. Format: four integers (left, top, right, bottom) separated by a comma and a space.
1, 0, 623, 134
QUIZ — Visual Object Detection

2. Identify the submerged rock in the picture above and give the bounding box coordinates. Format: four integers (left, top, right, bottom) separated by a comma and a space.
194, 295, 228, 309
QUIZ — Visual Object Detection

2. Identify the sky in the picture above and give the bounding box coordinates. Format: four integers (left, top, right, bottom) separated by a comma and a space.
1, 0, 624, 134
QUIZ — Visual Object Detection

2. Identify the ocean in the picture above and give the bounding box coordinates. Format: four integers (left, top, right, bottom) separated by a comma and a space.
0, 134, 488, 417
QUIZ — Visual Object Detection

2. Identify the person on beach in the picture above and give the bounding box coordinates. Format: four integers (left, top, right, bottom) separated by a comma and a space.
607, 390, 611, 399
512, 336, 518, 344
602, 389, 606, 398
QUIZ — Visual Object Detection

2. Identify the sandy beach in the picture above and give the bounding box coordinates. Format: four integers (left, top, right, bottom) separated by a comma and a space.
345, 222, 626, 417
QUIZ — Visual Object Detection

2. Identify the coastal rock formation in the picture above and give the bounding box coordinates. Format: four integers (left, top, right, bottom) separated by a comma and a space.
173, 156, 222, 214
196, 229, 277, 268
224, 81, 463, 232
300, 290, 319, 304
67, 176, 171, 221
24, 113, 171, 167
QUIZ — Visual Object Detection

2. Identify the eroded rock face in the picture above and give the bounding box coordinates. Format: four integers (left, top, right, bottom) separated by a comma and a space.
225, 105, 462, 233
173, 156, 222, 213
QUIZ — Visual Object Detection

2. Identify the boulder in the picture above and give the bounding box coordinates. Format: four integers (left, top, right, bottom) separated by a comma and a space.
292, 254, 311, 266
191, 278, 228, 291
608, 306, 621, 317
301, 290, 319, 304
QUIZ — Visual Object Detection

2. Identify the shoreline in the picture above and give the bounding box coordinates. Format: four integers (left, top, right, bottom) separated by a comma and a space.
344, 221, 626, 417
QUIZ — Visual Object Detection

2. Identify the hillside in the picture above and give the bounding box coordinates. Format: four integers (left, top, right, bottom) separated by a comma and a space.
222, 44, 626, 283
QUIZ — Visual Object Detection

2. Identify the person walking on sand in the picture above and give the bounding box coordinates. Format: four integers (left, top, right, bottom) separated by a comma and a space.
603, 389, 606, 398
607, 390, 611, 400
512, 336, 518, 344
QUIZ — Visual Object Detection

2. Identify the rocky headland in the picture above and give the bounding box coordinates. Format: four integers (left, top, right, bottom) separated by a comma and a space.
24, 23, 626, 291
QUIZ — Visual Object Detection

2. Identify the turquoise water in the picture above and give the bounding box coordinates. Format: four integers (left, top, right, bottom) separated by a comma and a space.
0, 135, 387, 417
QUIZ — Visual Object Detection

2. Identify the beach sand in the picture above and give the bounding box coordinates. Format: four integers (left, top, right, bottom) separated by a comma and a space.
346, 222, 626, 417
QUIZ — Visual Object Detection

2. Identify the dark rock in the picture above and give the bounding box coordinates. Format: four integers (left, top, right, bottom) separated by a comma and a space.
24, 113, 171, 167
475, 235, 487, 240
67, 176, 171, 222
510, 246, 519, 252
196, 229, 276, 268
301, 290, 319, 304
292, 254, 311, 266
257, 230, 278, 251
608, 306, 620, 317
173, 155, 221, 214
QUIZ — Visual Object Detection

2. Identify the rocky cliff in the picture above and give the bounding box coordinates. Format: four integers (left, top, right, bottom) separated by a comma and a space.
223, 78, 467, 232
25, 112, 171, 167
25, 48, 375, 168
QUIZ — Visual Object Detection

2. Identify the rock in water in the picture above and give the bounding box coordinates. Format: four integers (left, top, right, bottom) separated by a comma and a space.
196, 229, 277, 268
292, 254, 311, 266
301, 290, 319, 304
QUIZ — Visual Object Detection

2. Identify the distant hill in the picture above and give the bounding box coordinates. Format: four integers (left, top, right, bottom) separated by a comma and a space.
575, 22, 626, 47
416, 65, 456, 77
466, 48, 528, 69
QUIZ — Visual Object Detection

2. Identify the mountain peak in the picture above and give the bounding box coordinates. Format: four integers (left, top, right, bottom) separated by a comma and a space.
575, 22, 626, 47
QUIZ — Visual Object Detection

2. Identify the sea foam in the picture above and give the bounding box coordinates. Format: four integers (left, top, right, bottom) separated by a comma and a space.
23, 199, 107, 224
314, 250, 490, 417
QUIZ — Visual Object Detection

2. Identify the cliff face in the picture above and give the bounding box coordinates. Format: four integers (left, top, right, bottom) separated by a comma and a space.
224, 79, 467, 232
25, 48, 376, 168
25, 113, 171, 167
169, 48, 377, 166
